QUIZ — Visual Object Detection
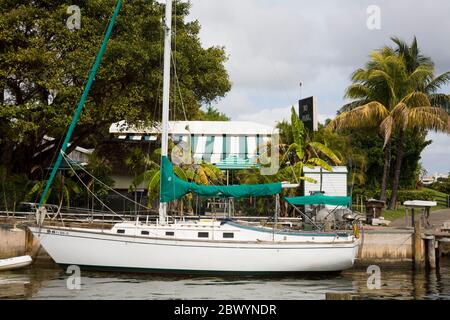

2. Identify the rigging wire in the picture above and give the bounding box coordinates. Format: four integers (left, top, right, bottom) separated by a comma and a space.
170, 1, 188, 122
172, 0, 177, 121
62, 152, 125, 221
151, 1, 165, 126
172, 51, 188, 121
33, 135, 64, 204
61, 151, 152, 212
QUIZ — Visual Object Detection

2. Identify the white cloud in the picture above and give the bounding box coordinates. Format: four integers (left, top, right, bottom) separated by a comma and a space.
188, 0, 450, 173
422, 132, 450, 174
233, 104, 333, 128
235, 106, 292, 127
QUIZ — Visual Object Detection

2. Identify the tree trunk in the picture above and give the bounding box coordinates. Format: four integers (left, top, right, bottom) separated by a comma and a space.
380, 142, 391, 202
389, 129, 405, 210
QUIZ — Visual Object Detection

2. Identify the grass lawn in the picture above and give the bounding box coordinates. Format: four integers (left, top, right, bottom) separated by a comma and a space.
381, 205, 446, 221
422, 187, 448, 197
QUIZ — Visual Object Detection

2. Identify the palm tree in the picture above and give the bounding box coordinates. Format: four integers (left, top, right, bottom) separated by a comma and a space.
313, 125, 368, 192
28, 172, 81, 215
330, 40, 450, 208
280, 107, 342, 186
332, 48, 414, 202
125, 148, 148, 213
392, 36, 450, 113
85, 153, 114, 210
389, 37, 450, 208
389, 95, 449, 208
131, 148, 225, 213
256, 107, 341, 216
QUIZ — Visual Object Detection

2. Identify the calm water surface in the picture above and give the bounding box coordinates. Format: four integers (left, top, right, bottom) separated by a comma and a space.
1, 259, 449, 300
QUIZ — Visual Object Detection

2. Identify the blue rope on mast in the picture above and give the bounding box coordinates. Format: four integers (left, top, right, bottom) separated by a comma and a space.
38, 0, 123, 207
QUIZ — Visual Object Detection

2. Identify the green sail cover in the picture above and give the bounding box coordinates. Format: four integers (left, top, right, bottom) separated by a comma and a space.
160, 156, 282, 203
284, 194, 351, 206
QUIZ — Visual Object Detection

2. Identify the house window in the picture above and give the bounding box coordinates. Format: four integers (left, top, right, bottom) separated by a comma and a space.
165, 231, 174, 236
198, 232, 209, 238
141, 231, 149, 235
116, 229, 125, 234
223, 232, 234, 239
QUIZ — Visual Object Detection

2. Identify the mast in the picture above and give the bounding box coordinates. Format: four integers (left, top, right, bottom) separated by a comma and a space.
159, 0, 173, 224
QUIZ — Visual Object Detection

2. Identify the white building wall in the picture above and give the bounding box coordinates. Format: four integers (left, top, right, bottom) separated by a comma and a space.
304, 167, 348, 209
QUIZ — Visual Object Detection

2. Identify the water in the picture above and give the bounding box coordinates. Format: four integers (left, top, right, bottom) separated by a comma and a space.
1, 259, 450, 300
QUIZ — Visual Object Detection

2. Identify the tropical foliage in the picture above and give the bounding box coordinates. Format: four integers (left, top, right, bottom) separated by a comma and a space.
430, 176, 450, 194
277, 107, 342, 183
28, 172, 81, 210
0, 166, 31, 212
313, 123, 368, 188
329, 37, 450, 208
127, 145, 225, 210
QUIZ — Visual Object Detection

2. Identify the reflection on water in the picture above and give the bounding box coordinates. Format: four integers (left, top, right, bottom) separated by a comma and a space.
1, 258, 449, 300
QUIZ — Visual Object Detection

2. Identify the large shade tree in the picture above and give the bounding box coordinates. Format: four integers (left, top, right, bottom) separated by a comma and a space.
0, 0, 231, 179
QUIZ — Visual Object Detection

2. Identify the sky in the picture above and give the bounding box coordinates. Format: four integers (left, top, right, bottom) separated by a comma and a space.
186, 0, 450, 175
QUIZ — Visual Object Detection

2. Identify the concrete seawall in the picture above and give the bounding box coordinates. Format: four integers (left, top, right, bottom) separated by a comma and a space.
357, 229, 414, 265
0, 225, 30, 259
0, 224, 55, 267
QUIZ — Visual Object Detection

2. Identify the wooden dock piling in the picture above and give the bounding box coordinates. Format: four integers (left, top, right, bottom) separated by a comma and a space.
413, 220, 424, 270
436, 237, 450, 270
423, 235, 436, 270
24, 227, 34, 256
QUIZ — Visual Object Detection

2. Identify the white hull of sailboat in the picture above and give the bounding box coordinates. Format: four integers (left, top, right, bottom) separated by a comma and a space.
30, 226, 359, 273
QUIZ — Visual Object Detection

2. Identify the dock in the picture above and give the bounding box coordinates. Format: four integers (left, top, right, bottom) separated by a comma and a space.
357, 208, 450, 269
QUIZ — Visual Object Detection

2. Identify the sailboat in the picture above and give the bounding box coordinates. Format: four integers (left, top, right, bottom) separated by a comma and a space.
29, 0, 360, 274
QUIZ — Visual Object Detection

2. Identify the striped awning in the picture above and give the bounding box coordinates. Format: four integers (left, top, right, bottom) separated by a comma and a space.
183, 134, 270, 166
116, 134, 158, 141
109, 121, 275, 169
113, 133, 270, 169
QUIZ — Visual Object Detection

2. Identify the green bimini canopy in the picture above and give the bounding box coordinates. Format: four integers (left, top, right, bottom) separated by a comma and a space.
284, 194, 352, 207
160, 156, 282, 203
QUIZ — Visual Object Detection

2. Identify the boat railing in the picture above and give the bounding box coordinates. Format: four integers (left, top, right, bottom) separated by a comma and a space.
0, 209, 303, 226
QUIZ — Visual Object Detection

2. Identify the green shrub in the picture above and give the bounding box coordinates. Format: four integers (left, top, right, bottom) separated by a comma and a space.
430, 179, 450, 194
395, 190, 436, 203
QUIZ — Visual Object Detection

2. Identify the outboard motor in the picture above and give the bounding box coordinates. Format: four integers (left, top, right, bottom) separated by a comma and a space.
315, 207, 334, 223
334, 208, 355, 222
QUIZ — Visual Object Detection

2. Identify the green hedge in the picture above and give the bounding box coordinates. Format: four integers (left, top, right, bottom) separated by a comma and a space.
394, 190, 436, 203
